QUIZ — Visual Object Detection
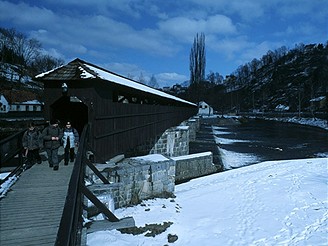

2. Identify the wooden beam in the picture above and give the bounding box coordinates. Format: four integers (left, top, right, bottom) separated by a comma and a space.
81, 184, 119, 222
85, 157, 110, 184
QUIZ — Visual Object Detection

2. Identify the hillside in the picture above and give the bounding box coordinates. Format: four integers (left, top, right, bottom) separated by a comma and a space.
0, 63, 43, 103
182, 42, 328, 116
224, 43, 328, 113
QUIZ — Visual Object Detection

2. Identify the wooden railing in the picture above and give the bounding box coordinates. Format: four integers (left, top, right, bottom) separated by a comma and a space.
0, 122, 48, 185
0, 130, 25, 185
55, 124, 133, 246
55, 124, 90, 246
0, 130, 25, 166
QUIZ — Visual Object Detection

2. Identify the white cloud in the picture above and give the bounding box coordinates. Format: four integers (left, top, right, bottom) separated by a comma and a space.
209, 36, 251, 58
0, 1, 57, 28
102, 62, 142, 78
184, 0, 266, 21
156, 72, 188, 87
1, 0, 327, 82
237, 40, 284, 65
158, 15, 237, 43
99, 63, 188, 88
22, 6, 178, 58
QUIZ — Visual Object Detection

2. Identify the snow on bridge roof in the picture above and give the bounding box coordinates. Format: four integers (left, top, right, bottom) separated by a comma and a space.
35, 58, 196, 106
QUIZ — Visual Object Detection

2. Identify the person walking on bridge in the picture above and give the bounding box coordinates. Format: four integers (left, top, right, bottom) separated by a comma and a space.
42, 119, 63, 171
62, 121, 79, 165
22, 122, 42, 168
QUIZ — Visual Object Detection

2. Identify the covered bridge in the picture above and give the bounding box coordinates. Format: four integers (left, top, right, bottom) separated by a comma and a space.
34, 58, 197, 162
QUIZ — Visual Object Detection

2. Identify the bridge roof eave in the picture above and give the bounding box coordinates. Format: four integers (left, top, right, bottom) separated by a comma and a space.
34, 58, 197, 107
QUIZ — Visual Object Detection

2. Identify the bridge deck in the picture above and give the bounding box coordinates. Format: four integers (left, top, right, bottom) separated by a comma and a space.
0, 150, 74, 246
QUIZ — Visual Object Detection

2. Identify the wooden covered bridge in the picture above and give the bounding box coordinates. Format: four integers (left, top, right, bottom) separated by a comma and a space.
35, 58, 197, 162
0, 58, 197, 245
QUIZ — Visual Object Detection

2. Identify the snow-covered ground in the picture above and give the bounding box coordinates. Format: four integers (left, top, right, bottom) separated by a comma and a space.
87, 157, 327, 246
87, 116, 327, 246
263, 116, 328, 131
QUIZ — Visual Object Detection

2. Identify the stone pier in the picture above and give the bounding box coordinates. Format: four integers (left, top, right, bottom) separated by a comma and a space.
87, 116, 218, 209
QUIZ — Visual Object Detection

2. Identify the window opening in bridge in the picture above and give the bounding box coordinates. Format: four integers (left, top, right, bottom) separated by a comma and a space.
113, 90, 176, 106
118, 95, 129, 103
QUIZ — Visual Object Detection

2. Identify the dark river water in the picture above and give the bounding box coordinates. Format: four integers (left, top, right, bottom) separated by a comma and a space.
211, 118, 328, 167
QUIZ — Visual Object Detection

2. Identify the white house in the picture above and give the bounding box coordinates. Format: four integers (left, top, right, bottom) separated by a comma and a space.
198, 101, 214, 116
10, 100, 43, 112
0, 95, 9, 113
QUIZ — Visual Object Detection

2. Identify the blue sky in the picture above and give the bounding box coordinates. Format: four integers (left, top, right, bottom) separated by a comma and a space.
1, 0, 327, 87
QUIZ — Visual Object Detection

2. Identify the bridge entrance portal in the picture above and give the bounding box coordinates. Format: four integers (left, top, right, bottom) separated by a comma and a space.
50, 96, 88, 135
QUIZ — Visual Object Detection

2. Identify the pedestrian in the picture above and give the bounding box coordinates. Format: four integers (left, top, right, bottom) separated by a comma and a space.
62, 121, 79, 165
22, 122, 42, 168
42, 119, 63, 171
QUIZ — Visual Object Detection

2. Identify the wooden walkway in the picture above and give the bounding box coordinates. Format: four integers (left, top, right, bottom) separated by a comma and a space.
0, 149, 74, 246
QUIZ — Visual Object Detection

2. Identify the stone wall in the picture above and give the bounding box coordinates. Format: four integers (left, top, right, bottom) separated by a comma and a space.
172, 151, 217, 183
88, 152, 217, 209
89, 154, 175, 209
149, 116, 200, 157
86, 116, 218, 210
149, 126, 189, 157
186, 119, 197, 141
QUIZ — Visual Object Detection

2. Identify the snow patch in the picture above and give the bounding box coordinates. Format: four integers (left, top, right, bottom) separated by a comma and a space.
0, 175, 18, 198
132, 154, 169, 162
171, 152, 212, 161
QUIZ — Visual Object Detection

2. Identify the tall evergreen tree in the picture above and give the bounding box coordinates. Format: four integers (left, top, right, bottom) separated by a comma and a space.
189, 33, 206, 102
189, 33, 206, 85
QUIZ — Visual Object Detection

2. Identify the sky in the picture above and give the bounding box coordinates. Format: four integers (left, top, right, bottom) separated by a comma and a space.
0, 0, 327, 87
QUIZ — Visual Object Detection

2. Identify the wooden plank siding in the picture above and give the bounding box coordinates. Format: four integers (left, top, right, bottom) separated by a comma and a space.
93, 102, 195, 162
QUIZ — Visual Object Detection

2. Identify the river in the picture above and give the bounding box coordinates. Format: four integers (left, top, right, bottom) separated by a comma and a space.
210, 118, 328, 169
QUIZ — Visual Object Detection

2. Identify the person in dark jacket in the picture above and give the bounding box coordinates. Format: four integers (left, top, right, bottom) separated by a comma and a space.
42, 119, 63, 171
62, 121, 79, 165
22, 122, 42, 168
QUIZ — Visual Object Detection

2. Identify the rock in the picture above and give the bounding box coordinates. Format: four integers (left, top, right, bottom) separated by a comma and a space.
167, 233, 178, 243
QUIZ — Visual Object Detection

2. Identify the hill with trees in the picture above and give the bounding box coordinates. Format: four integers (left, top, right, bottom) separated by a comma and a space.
176, 40, 328, 118
226, 43, 328, 115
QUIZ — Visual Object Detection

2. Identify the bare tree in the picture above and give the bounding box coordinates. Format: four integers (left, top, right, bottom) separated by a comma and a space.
148, 74, 159, 88
138, 72, 146, 84
0, 27, 42, 81
30, 54, 64, 75
15, 34, 42, 81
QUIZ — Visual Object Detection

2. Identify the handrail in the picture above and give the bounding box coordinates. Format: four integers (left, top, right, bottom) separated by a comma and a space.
0, 130, 25, 185
0, 130, 25, 166
55, 123, 90, 246
0, 122, 49, 185
55, 123, 124, 245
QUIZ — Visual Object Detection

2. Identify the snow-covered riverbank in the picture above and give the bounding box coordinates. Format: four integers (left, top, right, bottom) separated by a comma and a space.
87, 157, 328, 246
87, 116, 328, 245
261, 116, 328, 131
